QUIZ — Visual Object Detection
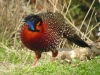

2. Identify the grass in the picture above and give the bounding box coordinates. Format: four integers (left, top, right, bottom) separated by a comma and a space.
0, 46, 100, 75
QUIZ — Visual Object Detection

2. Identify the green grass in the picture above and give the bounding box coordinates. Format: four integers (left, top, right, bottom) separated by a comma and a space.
0, 47, 100, 75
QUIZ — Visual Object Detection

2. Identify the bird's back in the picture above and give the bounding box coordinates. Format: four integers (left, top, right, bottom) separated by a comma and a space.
38, 12, 67, 51
38, 12, 66, 35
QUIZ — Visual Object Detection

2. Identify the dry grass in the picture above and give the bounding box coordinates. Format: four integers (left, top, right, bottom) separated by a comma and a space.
0, 0, 98, 48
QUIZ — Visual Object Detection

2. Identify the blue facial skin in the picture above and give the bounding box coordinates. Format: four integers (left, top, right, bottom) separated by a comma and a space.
26, 21, 35, 31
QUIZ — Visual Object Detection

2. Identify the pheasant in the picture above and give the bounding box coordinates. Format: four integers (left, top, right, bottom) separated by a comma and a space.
20, 12, 90, 65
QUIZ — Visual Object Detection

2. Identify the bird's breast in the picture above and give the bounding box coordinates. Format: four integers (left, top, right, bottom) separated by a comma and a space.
20, 22, 61, 52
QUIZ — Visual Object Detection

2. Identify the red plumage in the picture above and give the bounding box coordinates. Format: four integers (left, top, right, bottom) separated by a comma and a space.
20, 12, 90, 65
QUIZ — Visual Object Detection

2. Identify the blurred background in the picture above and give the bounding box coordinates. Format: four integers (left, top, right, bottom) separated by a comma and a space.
0, 0, 100, 48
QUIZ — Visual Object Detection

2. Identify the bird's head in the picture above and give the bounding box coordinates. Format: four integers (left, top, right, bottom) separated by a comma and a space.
24, 14, 42, 32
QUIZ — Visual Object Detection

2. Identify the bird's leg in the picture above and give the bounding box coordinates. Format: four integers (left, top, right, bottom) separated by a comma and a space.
51, 50, 58, 62
33, 53, 41, 66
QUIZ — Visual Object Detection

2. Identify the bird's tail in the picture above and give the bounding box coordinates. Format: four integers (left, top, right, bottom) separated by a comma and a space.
63, 33, 90, 48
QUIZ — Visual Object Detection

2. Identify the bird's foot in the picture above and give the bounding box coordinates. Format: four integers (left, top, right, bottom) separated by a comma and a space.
32, 53, 41, 66
51, 50, 58, 62
51, 57, 55, 62
32, 58, 39, 66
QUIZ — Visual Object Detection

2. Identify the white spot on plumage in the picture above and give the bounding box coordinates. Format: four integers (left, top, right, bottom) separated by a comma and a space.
37, 12, 67, 51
